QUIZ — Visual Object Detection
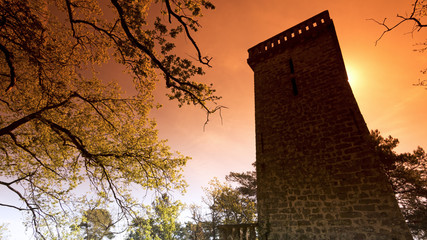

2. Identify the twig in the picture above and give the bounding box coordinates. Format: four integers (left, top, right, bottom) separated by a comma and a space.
369, 0, 427, 45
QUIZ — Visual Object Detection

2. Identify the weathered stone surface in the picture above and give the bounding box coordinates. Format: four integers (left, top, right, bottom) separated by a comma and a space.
248, 10, 413, 240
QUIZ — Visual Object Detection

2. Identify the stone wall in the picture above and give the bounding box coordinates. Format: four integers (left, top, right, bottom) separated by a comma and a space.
248, 11, 413, 240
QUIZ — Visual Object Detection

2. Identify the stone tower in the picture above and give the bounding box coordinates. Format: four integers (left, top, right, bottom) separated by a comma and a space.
248, 11, 412, 240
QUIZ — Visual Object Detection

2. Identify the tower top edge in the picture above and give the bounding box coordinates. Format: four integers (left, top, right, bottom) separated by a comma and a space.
247, 10, 332, 65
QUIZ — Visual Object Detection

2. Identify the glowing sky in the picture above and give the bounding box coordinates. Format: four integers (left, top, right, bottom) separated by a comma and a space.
2, 0, 427, 238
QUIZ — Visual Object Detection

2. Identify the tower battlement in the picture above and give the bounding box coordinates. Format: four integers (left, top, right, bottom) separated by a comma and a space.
248, 10, 331, 68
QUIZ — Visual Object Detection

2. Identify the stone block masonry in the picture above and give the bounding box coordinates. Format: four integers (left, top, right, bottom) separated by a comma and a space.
248, 10, 413, 240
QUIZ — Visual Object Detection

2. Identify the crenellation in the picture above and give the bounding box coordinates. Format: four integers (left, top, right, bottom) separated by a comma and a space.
247, 11, 331, 65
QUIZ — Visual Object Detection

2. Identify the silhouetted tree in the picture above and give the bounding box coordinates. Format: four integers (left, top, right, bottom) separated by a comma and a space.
370, 130, 427, 239
226, 170, 257, 201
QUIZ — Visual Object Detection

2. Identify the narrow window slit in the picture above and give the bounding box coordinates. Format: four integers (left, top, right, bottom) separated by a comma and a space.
291, 78, 298, 96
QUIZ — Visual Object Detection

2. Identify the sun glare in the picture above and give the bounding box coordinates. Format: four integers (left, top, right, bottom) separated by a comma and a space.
346, 65, 359, 88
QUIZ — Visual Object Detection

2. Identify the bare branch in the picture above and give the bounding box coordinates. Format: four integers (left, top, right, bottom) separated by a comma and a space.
368, 17, 409, 45
369, 0, 427, 44
203, 105, 227, 131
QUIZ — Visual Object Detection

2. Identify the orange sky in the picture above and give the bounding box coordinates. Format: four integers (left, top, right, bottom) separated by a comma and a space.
149, 0, 427, 214
2, 0, 427, 238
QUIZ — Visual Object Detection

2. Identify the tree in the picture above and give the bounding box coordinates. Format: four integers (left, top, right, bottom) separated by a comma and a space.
225, 170, 257, 202
193, 176, 257, 240
0, 0, 218, 238
185, 204, 211, 240
79, 208, 115, 240
370, 130, 427, 239
126, 194, 183, 240
206, 178, 257, 224
126, 217, 154, 240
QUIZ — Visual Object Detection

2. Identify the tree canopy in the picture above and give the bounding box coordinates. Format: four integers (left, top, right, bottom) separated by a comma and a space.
370, 130, 427, 239
203, 178, 256, 225
0, 0, 218, 238
126, 194, 183, 240
79, 208, 115, 240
